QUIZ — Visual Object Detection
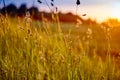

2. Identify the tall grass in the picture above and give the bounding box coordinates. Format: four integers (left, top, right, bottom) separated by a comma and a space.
0, 12, 120, 80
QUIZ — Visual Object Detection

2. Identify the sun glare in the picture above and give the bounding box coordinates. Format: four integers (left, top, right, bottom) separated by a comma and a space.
111, 2, 120, 20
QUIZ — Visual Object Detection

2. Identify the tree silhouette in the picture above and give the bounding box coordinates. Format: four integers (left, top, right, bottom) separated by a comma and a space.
29, 6, 38, 16
17, 4, 27, 16
2, 0, 6, 14
6, 4, 17, 16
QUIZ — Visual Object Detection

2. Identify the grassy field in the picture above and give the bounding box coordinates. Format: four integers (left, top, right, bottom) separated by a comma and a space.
0, 14, 120, 80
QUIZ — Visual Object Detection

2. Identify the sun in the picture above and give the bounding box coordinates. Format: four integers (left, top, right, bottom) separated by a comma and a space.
111, 2, 120, 20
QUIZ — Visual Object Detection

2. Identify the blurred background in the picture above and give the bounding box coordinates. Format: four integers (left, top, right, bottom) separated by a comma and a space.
0, 0, 120, 22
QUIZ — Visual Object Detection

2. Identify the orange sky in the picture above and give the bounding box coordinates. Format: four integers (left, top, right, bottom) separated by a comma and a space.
35, 0, 120, 23
2, 0, 120, 22
55, 3, 120, 23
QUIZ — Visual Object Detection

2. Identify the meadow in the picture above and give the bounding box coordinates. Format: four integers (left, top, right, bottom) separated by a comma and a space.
0, 13, 120, 80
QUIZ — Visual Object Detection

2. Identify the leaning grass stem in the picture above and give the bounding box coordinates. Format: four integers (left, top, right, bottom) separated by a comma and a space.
3, 0, 7, 15
44, 0, 52, 12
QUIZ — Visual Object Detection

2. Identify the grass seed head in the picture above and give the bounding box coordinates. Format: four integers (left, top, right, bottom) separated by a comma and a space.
87, 28, 92, 35
26, 11, 30, 18
24, 37, 28, 43
82, 14, 86, 16
51, 2, 54, 6
51, 0, 54, 2
55, 7, 58, 12
38, 0, 42, 4
76, 0, 80, 5
30, 33, 32, 36
18, 26, 24, 30
27, 28, 30, 34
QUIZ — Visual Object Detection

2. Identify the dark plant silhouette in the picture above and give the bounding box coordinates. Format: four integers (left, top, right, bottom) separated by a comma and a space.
17, 4, 27, 16
6, 4, 17, 16
76, 0, 80, 13
3, 0, 6, 8
0, 0, 88, 23
76, 0, 81, 23
50, 0, 54, 6
37, 0, 42, 4
82, 14, 86, 16
37, 0, 57, 13
29, 6, 39, 17
76, 0, 80, 5
2, 0, 7, 14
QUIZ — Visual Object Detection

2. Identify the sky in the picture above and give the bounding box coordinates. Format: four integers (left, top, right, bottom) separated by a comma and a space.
0, 0, 120, 22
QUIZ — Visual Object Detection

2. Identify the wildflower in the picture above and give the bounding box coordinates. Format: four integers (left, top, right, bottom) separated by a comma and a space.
25, 11, 31, 25
100, 25, 105, 29
77, 18, 82, 24
86, 28, 92, 38
87, 28, 92, 35
25, 11, 31, 22
76, 19, 82, 28
25, 11, 30, 18
39, 51, 46, 62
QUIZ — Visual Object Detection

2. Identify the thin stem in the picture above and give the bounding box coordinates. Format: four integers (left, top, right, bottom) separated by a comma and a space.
3, 0, 6, 8
76, 5, 78, 16
44, 0, 52, 12
76, 5, 78, 22
33, 0, 35, 8
3, 0, 7, 16
32, 0, 35, 16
